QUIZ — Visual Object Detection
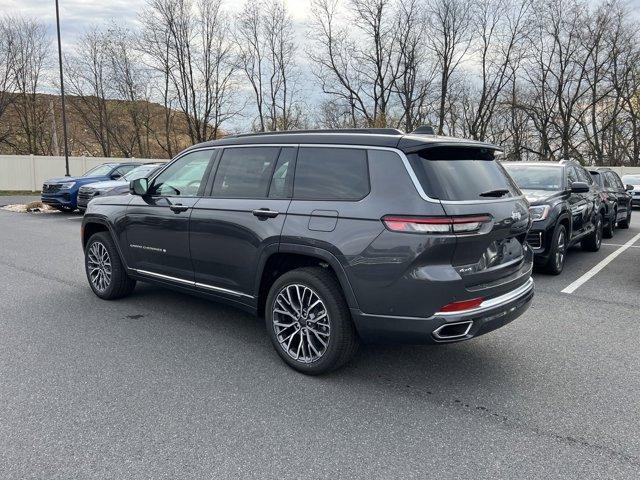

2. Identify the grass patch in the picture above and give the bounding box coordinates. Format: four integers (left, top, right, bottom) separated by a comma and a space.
0, 190, 40, 196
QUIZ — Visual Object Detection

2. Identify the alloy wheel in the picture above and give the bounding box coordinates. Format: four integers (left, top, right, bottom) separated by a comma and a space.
272, 284, 330, 363
87, 241, 112, 292
555, 230, 565, 270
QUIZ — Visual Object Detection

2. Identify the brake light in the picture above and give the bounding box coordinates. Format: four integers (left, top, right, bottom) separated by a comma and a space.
382, 215, 491, 234
439, 297, 484, 313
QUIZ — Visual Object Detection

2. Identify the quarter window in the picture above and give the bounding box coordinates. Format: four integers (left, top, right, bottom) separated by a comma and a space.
269, 148, 296, 198
212, 147, 281, 198
149, 150, 213, 197
293, 147, 369, 200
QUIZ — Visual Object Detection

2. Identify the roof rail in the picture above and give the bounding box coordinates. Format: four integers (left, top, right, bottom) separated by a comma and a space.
230, 128, 405, 138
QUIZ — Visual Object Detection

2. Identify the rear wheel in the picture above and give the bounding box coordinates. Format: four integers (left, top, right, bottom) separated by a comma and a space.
581, 213, 603, 252
265, 267, 359, 375
619, 208, 631, 229
85, 232, 136, 300
603, 208, 616, 238
544, 224, 567, 275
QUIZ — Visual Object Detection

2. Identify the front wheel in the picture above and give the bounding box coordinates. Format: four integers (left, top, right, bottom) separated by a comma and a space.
265, 267, 359, 375
619, 208, 631, 229
85, 232, 136, 300
544, 224, 567, 275
581, 213, 603, 252
603, 208, 616, 238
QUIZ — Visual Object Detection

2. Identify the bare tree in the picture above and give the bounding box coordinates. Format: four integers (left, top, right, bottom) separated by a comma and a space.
11, 17, 51, 154
426, 0, 473, 135
392, 0, 435, 132
145, 0, 239, 144
462, 0, 532, 141
309, 0, 400, 128
0, 17, 16, 145
235, 0, 300, 131
66, 27, 114, 156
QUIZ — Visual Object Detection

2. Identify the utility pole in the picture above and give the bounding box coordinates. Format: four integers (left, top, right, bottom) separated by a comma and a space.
55, 0, 70, 176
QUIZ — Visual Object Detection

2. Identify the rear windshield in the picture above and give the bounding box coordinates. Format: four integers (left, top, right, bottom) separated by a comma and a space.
407, 147, 519, 201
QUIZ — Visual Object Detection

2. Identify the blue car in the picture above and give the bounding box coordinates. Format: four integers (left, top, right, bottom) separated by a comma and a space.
41, 162, 140, 212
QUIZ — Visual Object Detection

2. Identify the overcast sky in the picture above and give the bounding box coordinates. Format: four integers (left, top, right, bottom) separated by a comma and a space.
4, 0, 639, 47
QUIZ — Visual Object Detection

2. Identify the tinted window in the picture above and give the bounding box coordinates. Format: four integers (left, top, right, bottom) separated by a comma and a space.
590, 172, 603, 187
83, 164, 114, 177
576, 166, 593, 185
607, 172, 622, 190
408, 148, 518, 201
150, 150, 212, 196
212, 147, 280, 198
602, 172, 614, 189
567, 167, 579, 186
269, 148, 296, 198
504, 164, 563, 191
294, 147, 369, 200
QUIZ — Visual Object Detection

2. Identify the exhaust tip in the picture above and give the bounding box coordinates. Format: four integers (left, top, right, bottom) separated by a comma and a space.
432, 321, 473, 341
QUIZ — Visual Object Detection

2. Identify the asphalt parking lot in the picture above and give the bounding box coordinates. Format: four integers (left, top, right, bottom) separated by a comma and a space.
1, 202, 640, 479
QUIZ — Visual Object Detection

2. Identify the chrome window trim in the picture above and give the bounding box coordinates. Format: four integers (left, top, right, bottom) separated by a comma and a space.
159, 143, 523, 205
133, 269, 253, 299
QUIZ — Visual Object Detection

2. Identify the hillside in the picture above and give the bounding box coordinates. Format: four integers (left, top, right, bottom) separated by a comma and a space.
0, 92, 198, 158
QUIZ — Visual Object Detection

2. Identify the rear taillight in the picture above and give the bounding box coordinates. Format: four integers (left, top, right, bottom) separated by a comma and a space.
382, 215, 491, 234
439, 297, 484, 313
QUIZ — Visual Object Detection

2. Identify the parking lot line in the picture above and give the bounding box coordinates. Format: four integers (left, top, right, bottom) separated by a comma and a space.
561, 232, 640, 294
602, 243, 640, 248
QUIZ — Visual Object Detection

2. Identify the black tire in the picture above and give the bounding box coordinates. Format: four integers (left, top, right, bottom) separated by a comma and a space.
581, 213, 603, 252
543, 224, 567, 275
265, 267, 359, 375
603, 208, 616, 238
84, 232, 136, 300
619, 208, 631, 229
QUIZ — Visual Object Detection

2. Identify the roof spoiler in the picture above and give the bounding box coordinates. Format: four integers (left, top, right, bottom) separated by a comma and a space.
411, 125, 435, 135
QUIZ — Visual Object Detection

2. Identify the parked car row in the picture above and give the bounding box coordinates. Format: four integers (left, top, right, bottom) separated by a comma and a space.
503, 160, 633, 275
41, 162, 164, 212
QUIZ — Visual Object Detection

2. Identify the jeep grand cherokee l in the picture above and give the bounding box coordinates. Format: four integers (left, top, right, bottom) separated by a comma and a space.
503, 160, 603, 275
82, 129, 534, 374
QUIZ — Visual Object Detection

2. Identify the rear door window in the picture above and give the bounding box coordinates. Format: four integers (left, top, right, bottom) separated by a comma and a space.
406, 147, 519, 201
212, 147, 281, 198
293, 147, 369, 200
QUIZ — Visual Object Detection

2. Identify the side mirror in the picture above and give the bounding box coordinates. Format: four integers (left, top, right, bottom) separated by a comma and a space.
626, 184, 634, 191
111, 174, 122, 180
571, 181, 589, 193
130, 178, 149, 196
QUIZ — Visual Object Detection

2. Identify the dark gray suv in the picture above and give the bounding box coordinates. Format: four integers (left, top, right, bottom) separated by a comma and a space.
82, 129, 534, 374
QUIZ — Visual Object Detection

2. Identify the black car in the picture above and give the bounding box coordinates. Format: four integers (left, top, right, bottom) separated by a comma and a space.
82, 128, 534, 374
589, 168, 632, 237
503, 160, 604, 275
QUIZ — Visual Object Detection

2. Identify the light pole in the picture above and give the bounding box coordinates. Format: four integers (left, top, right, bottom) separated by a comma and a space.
54, 0, 70, 177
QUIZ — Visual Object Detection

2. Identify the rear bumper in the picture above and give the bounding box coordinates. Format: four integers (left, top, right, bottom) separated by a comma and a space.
351, 277, 534, 344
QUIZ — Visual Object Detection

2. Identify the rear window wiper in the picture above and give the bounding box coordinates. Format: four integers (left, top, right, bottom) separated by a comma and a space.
479, 189, 510, 197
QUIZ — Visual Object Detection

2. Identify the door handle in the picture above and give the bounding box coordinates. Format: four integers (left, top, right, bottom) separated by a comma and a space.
252, 208, 279, 219
169, 204, 190, 213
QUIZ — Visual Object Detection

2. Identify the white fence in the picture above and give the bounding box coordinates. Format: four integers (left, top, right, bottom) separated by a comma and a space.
0, 155, 167, 191
2, 154, 640, 192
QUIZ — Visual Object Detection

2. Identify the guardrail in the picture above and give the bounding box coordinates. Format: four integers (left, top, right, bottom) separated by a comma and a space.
0, 155, 167, 191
